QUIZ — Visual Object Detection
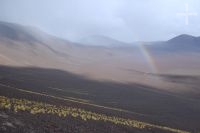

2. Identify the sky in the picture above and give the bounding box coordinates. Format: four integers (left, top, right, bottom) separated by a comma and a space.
0, 0, 200, 42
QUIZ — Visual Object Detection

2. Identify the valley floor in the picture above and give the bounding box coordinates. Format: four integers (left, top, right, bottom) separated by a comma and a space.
0, 65, 199, 133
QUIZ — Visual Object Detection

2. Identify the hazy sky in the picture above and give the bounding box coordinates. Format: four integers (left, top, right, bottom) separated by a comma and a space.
0, 0, 200, 42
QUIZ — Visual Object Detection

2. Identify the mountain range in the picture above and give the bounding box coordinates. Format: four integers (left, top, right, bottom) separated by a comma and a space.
1, 21, 200, 50
0, 21, 200, 85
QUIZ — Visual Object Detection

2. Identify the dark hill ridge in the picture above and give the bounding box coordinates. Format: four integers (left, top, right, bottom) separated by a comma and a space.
144, 34, 200, 53
165, 34, 200, 52
167, 34, 200, 45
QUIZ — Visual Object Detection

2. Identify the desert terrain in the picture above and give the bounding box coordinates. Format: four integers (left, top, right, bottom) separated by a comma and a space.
0, 21, 200, 133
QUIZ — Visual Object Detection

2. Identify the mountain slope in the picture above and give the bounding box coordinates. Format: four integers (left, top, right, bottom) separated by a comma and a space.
79, 35, 129, 47
0, 21, 42, 44
0, 21, 73, 67
0, 21, 200, 83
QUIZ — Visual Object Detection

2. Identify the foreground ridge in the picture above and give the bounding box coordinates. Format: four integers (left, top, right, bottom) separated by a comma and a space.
0, 95, 189, 133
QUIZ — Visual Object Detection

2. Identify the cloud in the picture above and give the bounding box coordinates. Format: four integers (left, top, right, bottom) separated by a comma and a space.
0, 0, 200, 42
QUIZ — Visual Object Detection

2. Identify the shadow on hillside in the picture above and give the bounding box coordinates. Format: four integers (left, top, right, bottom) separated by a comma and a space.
0, 65, 200, 131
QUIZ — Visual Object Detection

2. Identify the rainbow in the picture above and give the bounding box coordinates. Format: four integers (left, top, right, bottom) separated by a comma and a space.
138, 43, 158, 74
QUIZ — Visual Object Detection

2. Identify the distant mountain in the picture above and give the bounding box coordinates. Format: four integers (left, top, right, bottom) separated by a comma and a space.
79, 35, 129, 47
167, 34, 200, 44
167, 34, 200, 52
145, 34, 200, 53
0, 21, 199, 55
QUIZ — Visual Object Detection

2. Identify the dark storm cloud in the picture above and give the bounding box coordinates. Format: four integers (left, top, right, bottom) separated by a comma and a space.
0, 0, 200, 42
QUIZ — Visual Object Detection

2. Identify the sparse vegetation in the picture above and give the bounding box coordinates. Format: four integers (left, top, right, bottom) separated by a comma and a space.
0, 66, 199, 133
0, 95, 189, 133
